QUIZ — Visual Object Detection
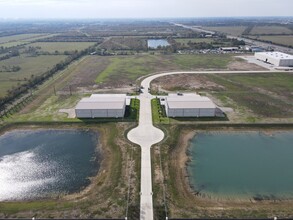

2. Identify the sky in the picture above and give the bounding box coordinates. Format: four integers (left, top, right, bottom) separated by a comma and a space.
0, 0, 292, 19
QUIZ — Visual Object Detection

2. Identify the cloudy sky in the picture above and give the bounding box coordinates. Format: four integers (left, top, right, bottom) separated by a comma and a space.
0, 0, 292, 19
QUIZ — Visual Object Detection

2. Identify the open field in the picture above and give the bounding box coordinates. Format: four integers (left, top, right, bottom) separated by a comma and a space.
250, 25, 293, 35
95, 54, 233, 84
0, 34, 57, 47
0, 122, 140, 219
0, 55, 67, 97
0, 34, 45, 44
174, 38, 215, 44
152, 72, 293, 122
27, 42, 97, 53
152, 125, 293, 219
203, 26, 247, 36
55, 54, 235, 92
250, 35, 293, 47
99, 37, 147, 50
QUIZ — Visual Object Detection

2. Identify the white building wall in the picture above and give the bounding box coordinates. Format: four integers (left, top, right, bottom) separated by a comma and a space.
255, 52, 293, 67
75, 109, 92, 118
75, 108, 125, 118
166, 107, 215, 117
199, 108, 216, 117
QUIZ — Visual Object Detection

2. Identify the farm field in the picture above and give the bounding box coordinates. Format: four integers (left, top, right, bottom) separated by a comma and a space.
99, 37, 147, 50
250, 25, 293, 35
27, 42, 97, 53
0, 34, 57, 47
174, 38, 214, 44
0, 34, 45, 44
203, 26, 247, 36
250, 35, 293, 47
0, 55, 67, 97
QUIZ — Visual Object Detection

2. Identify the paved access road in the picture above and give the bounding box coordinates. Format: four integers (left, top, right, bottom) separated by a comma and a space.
127, 69, 292, 220
127, 90, 164, 220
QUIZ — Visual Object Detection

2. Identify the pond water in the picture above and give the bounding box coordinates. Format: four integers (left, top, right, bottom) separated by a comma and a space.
147, 39, 170, 49
0, 129, 100, 201
188, 131, 293, 200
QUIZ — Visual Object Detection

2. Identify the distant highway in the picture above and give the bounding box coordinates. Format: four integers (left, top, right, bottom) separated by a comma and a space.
173, 23, 293, 55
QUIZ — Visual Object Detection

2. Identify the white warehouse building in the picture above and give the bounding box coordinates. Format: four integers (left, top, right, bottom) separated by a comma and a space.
255, 52, 293, 67
75, 94, 126, 118
164, 93, 217, 117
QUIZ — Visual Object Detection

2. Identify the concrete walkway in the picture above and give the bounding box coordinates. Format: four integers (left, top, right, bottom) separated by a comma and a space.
127, 88, 164, 220
127, 69, 293, 220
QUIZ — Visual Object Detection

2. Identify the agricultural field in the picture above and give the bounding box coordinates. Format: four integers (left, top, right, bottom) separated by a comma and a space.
0, 34, 57, 47
152, 72, 293, 121
203, 26, 247, 36
250, 35, 293, 47
26, 42, 97, 53
0, 55, 67, 97
174, 38, 214, 44
99, 37, 147, 50
249, 25, 293, 35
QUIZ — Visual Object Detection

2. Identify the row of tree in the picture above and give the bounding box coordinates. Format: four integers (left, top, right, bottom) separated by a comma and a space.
0, 44, 97, 117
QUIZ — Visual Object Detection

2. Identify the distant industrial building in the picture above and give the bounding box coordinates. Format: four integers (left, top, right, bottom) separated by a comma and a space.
255, 52, 293, 67
220, 47, 239, 52
164, 93, 217, 117
75, 94, 126, 118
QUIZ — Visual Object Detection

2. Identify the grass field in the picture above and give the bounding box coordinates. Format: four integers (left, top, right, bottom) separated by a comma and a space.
0, 55, 67, 97
0, 34, 45, 44
250, 25, 293, 35
174, 38, 214, 44
95, 54, 233, 84
152, 72, 293, 120
251, 35, 293, 47
203, 26, 247, 36
27, 42, 96, 53
0, 34, 57, 48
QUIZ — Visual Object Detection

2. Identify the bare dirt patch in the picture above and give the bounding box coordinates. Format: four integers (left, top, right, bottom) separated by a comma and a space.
227, 60, 266, 71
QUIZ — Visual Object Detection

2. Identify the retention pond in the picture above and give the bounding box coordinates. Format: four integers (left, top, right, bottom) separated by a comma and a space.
147, 39, 170, 49
0, 129, 100, 201
188, 131, 293, 200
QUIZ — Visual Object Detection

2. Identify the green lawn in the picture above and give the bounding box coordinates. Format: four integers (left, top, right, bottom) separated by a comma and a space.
151, 98, 169, 124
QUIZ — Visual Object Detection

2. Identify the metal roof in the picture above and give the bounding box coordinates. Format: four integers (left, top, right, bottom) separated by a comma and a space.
75, 94, 126, 110
166, 93, 216, 109
76, 101, 125, 110
256, 52, 293, 60
167, 101, 216, 109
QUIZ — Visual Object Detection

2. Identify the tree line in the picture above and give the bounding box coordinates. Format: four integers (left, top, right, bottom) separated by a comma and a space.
0, 44, 97, 117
